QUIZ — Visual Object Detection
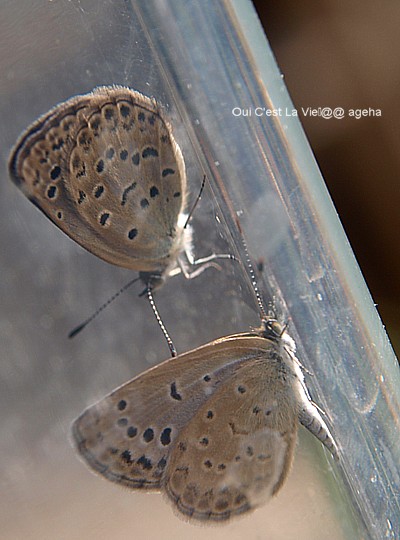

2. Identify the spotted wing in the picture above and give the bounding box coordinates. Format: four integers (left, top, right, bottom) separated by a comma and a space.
9, 86, 186, 273
163, 357, 298, 522
72, 336, 275, 492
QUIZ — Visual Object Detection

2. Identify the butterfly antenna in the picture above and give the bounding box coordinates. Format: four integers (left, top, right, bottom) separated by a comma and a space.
239, 233, 268, 321
145, 285, 177, 358
184, 174, 206, 229
280, 322, 289, 337
68, 276, 141, 338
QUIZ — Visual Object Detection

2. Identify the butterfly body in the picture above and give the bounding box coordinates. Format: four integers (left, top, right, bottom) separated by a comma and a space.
72, 319, 338, 522
9, 86, 189, 278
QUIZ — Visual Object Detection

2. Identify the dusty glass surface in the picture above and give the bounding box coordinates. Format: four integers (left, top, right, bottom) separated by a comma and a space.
1, 1, 398, 539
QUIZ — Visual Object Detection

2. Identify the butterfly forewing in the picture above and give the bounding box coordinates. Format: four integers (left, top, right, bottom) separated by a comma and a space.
9, 86, 186, 273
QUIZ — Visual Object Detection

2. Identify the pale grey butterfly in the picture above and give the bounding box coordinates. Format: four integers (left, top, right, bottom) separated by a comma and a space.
9, 86, 229, 351
72, 315, 338, 523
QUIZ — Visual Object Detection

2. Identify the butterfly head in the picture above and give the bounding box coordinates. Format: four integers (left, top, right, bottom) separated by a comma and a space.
259, 317, 283, 340
139, 271, 166, 292
259, 317, 296, 355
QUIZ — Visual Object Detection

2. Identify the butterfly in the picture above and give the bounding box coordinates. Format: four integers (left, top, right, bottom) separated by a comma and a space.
9, 86, 231, 351
8, 85, 197, 288
72, 316, 338, 523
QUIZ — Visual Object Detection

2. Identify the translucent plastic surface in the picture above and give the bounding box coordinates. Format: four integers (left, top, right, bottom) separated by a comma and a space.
1, 1, 398, 539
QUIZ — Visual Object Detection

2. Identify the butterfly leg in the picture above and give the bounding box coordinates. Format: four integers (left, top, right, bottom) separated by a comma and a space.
178, 252, 236, 279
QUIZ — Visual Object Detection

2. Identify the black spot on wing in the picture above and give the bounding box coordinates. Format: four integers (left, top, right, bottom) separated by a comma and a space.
170, 382, 182, 401
162, 168, 175, 177
142, 147, 158, 159
50, 165, 61, 180
121, 182, 137, 206
128, 228, 138, 240
160, 428, 172, 446
99, 212, 110, 226
143, 428, 154, 443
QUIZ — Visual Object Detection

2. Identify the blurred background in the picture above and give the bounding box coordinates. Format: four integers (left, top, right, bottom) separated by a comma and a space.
254, 0, 400, 356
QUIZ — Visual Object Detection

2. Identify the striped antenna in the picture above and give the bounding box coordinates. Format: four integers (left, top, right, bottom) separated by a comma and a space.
145, 285, 177, 358
238, 228, 268, 321
68, 276, 141, 338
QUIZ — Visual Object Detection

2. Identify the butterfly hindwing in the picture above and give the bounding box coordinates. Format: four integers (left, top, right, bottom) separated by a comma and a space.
164, 355, 298, 521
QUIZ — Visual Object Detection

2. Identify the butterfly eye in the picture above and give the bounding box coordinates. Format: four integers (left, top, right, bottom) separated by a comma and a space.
262, 318, 284, 340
